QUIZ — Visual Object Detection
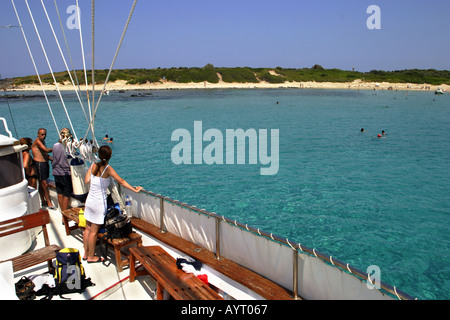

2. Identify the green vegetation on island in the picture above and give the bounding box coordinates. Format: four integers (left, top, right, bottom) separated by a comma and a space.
7, 64, 450, 86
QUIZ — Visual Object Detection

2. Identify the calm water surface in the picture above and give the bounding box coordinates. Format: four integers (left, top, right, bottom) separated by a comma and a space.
2, 88, 449, 299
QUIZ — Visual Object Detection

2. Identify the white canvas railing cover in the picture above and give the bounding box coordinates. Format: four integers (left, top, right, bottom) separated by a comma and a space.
123, 188, 412, 300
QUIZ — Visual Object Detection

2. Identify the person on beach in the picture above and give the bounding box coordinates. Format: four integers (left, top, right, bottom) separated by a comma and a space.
82, 145, 143, 263
20, 137, 37, 189
32, 128, 54, 208
52, 128, 73, 212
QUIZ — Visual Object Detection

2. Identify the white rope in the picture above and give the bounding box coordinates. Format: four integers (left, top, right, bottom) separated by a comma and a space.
40, 0, 89, 128
11, 0, 59, 135
91, 0, 96, 147
76, 0, 93, 137
53, 0, 84, 103
346, 263, 352, 273
24, 0, 78, 140
367, 273, 374, 286
393, 286, 401, 300
286, 239, 295, 250
86, 0, 138, 141
53, 1, 92, 160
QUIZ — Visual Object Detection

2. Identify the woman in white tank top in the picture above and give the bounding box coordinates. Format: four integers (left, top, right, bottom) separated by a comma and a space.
82, 145, 143, 263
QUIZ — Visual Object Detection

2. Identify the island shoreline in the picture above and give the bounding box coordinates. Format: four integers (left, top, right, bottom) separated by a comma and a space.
6, 79, 449, 92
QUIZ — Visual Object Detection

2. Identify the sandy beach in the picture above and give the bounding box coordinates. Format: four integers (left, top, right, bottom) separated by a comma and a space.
8, 79, 449, 93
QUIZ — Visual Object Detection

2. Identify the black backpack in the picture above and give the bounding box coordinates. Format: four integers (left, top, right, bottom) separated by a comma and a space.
104, 205, 132, 239
54, 248, 94, 298
101, 205, 132, 259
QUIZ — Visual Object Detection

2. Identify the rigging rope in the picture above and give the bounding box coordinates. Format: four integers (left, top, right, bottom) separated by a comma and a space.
0, 73, 19, 138
54, 0, 94, 160
10, 0, 59, 136
91, 0, 96, 147
40, 0, 89, 127
84, 0, 138, 141
24, 0, 78, 141
11, 0, 137, 163
53, 0, 84, 103
52, 0, 94, 162
76, 0, 94, 143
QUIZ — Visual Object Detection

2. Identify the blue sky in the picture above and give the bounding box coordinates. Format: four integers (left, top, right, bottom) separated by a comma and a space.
1, 0, 449, 78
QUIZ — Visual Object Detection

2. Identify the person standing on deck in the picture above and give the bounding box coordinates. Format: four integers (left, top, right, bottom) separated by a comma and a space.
82, 145, 143, 263
20, 137, 37, 189
52, 128, 73, 212
32, 128, 54, 208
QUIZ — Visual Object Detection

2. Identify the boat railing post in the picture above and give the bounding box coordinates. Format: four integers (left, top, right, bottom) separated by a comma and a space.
215, 217, 221, 260
159, 197, 166, 233
293, 249, 299, 299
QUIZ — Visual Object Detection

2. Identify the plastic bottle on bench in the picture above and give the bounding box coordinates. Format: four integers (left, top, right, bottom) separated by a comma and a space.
125, 195, 132, 217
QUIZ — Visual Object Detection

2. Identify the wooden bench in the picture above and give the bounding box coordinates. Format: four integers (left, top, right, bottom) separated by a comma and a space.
61, 206, 83, 236
0, 210, 61, 273
130, 217, 294, 300
61, 207, 142, 272
129, 246, 223, 300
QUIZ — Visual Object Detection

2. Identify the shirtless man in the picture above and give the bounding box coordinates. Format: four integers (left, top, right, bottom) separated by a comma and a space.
32, 128, 54, 208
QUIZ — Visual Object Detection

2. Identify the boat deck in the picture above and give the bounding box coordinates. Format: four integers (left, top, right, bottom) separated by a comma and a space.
12, 208, 155, 300
10, 206, 272, 300
7, 184, 272, 300
62, 205, 297, 300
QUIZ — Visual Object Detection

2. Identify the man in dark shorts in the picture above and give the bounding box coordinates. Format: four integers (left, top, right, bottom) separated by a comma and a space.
52, 128, 73, 211
32, 128, 53, 208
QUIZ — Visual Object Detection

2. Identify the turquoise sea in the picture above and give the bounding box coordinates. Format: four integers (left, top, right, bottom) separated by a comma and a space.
2, 88, 450, 300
